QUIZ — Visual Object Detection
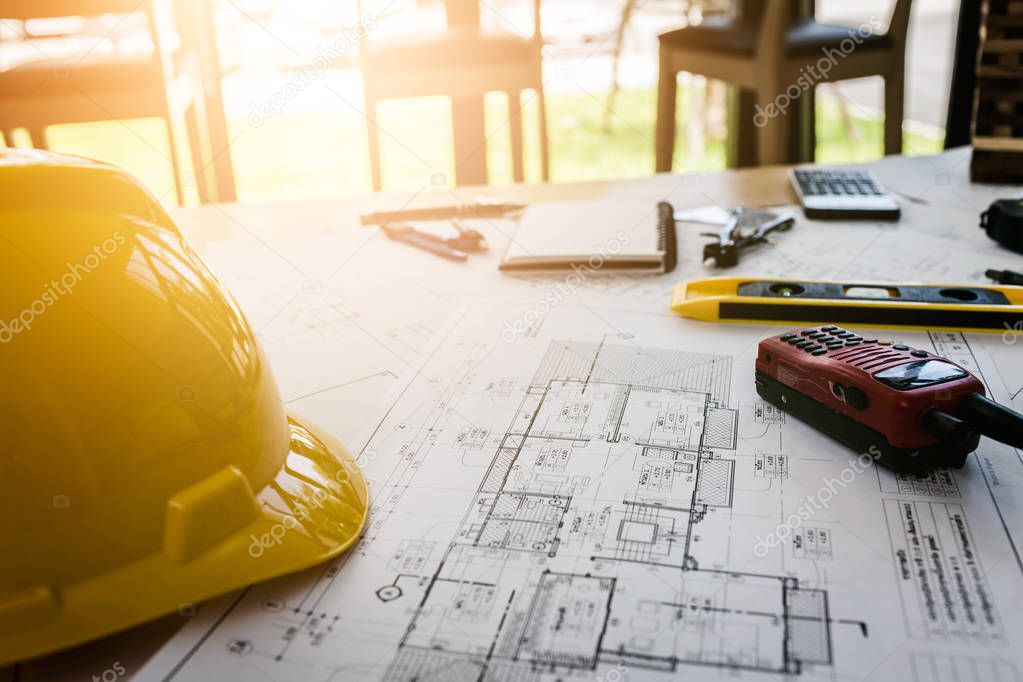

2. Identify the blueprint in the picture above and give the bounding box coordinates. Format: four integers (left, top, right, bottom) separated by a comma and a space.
141, 299, 1023, 682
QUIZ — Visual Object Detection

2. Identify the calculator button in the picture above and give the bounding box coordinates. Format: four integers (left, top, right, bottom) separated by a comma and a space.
781, 334, 796, 341
845, 340, 861, 346
821, 325, 837, 331
893, 344, 909, 351
811, 349, 827, 356
911, 350, 928, 358
795, 340, 810, 348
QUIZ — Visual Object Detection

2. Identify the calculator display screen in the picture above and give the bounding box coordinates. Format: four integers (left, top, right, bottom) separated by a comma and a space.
873, 360, 968, 391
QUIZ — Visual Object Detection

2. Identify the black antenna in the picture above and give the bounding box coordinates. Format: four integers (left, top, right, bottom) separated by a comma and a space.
923, 410, 978, 448
957, 393, 1023, 449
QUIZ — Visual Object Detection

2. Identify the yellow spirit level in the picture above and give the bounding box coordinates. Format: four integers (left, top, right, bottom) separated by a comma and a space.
671, 277, 1023, 333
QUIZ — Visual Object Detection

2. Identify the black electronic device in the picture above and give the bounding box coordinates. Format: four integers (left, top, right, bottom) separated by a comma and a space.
980, 199, 1023, 254
756, 326, 1023, 472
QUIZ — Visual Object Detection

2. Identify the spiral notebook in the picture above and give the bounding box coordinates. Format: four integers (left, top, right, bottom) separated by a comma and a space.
499, 199, 677, 273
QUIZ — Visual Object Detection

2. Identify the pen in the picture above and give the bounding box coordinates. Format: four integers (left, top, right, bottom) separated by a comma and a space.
986, 268, 1023, 286
382, 224, 469, 262
360, 202, 525, 226
391, 219, 488, 253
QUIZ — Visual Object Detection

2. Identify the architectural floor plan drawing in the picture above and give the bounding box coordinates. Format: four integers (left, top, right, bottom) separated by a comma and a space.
142, 302, 1023, 682
382, 341, 834, 680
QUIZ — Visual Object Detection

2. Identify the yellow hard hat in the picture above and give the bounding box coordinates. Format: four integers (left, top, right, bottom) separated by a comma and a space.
0, 150, 369, 664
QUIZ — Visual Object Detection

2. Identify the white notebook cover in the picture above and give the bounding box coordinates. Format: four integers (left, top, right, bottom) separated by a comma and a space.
499, 199, 670, 271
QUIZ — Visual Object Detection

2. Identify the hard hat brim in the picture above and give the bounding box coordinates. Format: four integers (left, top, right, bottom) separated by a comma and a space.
0, 414, 369, 665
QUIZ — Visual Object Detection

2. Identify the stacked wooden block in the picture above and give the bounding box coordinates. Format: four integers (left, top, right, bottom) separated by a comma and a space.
972, 0, 1023, 182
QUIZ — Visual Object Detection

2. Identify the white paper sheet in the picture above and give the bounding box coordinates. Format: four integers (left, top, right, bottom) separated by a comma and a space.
138, 161, 1023, 681
140, 298, 1023, 681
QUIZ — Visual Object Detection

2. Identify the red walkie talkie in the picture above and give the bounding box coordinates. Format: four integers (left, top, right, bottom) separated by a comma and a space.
755, 325, 1023, 472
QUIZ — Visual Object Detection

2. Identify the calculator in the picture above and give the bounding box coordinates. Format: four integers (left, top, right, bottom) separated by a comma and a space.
790, 168, 901, 220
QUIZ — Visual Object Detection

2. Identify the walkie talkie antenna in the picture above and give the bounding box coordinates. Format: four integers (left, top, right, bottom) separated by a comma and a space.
922, 410, 977, 448
957, 393, 1023, 449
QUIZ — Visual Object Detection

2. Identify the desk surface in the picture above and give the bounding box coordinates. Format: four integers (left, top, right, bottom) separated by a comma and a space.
6, 147, 1021, 681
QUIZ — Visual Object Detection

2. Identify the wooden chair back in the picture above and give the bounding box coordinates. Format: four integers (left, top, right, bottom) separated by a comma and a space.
887, 0, 914, 49
0, 0, 153, 20
753, 0, 791, 69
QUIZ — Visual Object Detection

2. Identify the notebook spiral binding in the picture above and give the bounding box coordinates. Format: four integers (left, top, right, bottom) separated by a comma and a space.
657, 201, 678, 274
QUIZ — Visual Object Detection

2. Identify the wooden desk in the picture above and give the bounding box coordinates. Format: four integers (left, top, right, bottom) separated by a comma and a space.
4, 147, 1019, 681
